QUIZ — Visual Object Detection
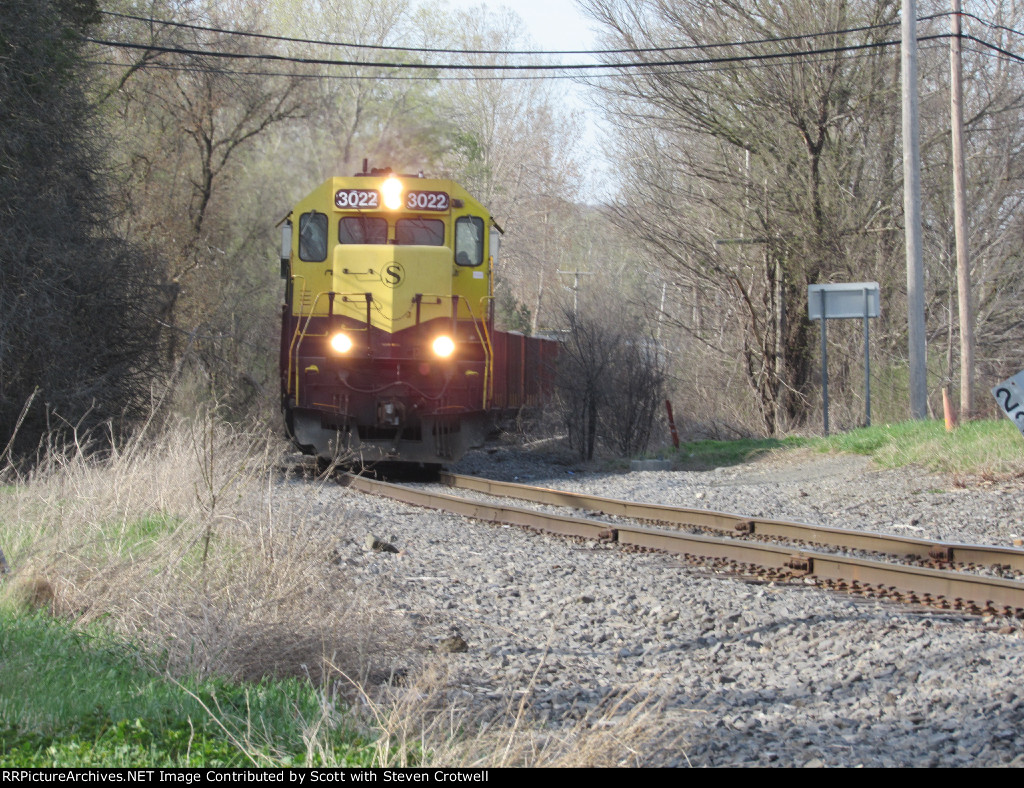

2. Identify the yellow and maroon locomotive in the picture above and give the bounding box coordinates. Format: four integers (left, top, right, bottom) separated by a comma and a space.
279, 166, 555, 464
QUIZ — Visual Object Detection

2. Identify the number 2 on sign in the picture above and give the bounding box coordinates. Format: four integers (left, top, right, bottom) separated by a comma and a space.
994, 387, 1024, 422
992, 371, 1024, 436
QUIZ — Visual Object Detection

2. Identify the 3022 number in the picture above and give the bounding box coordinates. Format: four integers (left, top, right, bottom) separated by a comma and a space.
335, 189, 379, 209
406, 191, 449, 211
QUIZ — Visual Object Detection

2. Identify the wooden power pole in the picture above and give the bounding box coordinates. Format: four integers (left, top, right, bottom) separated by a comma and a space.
903, 0, 929, 419
950, 0, 975, 418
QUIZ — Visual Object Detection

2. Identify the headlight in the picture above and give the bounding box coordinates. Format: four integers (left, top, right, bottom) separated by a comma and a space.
431, 335, 455, 358
330, 332, 353, 353
381, 176, 403, 210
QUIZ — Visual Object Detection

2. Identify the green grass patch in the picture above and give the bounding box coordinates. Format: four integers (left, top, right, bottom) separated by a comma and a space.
671, 419, 1024, 475
819, 419, 1024, 473
121, 513, 181, 542
672, 435, 813, 469
0, 609, 378, 767
63, 513, 190, 566
111, 513, 184, 558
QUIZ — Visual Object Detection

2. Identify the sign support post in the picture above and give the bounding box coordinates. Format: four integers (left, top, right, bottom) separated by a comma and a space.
864, 287, 872, 426
820, 289, 830, 435
809, 282, 881, 436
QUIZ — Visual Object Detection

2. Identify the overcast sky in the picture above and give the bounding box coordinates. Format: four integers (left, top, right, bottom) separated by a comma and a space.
437, 0, 598, 52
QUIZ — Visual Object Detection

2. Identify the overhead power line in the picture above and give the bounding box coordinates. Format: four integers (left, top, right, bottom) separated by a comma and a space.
84, 8, 1024, 81
87, 33, 965, 73
87, 44, 924, 82
965, 32, 1024, 64
82, 58, 588, 81
961, 11, 1024, 42
98, 8, 953, 58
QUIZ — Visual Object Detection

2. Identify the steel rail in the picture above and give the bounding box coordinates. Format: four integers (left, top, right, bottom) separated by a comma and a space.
441, 473, 1024, 571
343, 473, 1024, 612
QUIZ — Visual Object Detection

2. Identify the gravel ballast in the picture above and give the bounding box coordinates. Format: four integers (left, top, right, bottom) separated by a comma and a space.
274, 447, 1024, 767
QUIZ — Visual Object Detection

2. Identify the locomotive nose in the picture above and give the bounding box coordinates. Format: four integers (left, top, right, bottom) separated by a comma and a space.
332, 245, 452, 332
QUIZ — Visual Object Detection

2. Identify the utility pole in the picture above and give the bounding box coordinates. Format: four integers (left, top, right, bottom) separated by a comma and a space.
950, 0, 975, 418
556, 269, 593, 315
903, 0, 929, 419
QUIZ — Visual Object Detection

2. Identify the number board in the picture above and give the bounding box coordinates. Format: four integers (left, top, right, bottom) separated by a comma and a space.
992, 369, 1024, 437
405, 191, 449, 211
335, 189, 379, 209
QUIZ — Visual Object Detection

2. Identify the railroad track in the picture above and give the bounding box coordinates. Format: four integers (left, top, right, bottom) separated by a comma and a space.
340, 471, 1024, 617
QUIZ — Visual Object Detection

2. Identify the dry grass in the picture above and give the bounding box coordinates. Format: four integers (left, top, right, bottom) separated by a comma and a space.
345, 662, 686, 768
0, 412, 687, 766
0, 412, 404, 685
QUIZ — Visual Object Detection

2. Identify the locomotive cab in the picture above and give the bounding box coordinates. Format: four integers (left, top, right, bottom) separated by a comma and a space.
279, 168, 498, 464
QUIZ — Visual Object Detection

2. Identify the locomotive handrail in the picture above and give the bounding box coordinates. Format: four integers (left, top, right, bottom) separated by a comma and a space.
286, 274, 309, 400
290, 286, 382, 403
465, 295, 493, 410
476, 296, 495, 408
478, 294, 495, 406
409, 291, 494, 410
452, 294, 492, 410
332, 291, 374, 328
289, 286, 342, 403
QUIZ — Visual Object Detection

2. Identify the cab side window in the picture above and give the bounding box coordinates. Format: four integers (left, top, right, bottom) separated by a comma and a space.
454, 216, 484, 266
298, 212, 328, 261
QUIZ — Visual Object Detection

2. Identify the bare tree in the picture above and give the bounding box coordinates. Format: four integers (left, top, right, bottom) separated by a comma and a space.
554, 289, 667, 460
583, 0, 910, 434
431, 7, 584, 333
99, 1, 311, 409
585, 0, 1024, 430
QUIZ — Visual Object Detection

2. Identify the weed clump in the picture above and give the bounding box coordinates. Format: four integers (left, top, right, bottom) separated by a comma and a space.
0, 413, 404, 684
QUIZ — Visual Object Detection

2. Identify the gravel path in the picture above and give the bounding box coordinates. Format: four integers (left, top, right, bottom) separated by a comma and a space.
274, 446, 1024, 767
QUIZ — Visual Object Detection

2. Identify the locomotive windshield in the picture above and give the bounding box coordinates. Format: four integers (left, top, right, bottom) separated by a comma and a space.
338, 216, 387, 244
396, 218, 444, 246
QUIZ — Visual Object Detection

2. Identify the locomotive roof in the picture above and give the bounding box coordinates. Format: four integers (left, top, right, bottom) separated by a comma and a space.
291, 173, 491, 221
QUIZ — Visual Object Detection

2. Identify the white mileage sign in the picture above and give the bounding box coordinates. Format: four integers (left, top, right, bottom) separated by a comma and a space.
992, 369, 1024, 437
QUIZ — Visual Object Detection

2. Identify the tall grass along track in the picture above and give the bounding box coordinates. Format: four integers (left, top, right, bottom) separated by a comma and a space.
341, 472, 1024, 616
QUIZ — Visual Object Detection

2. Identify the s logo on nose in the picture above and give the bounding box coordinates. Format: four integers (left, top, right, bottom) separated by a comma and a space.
381, 262, 404, 288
